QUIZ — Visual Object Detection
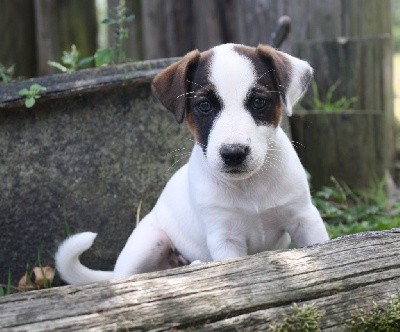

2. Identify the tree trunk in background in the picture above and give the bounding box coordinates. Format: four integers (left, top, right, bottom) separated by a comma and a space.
34, 0, 98, 75
141, 0, 194, 59
0, 0, 37, 78
192, 0, 225, 51
285, 0, 393, 187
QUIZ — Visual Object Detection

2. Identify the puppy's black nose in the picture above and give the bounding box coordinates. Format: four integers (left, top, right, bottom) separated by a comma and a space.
220, 144, 250, 167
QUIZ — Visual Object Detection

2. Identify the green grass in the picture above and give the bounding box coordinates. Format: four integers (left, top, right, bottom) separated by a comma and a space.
0, 270, 13, 297
312, 177, 400, 239
308, 81, 357, 113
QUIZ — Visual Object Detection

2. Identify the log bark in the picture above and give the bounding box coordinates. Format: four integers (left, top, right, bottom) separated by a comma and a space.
1, 229, 399, 331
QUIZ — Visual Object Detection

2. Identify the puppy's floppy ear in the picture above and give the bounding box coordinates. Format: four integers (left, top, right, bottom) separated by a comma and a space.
152, 50, 201, 123
256, 44, 313, 116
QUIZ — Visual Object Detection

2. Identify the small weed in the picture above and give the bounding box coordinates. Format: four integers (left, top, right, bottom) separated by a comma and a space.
0, 270, 14, 297
347, 297, 400, 332
48, 0, 134, 72
269, 304, 323, 332
0, 63, 15, 83
63, 207, 74, 237
48, 45, 93, 73
36, 246, 53, 289
95, 0, 134, 66
312, 177, 400, 238
64, 219, 74, 238
304, 81, 357, 113
18, 84, 47, 108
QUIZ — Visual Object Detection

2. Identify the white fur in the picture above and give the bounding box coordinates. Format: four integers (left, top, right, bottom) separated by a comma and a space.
55, 232, 113, 284
207, 44, 274, 179
56, 44, 329, 285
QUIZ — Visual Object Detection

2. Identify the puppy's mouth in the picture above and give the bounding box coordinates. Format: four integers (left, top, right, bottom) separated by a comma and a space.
219, 164, 257, 180
222, 166, 248, 174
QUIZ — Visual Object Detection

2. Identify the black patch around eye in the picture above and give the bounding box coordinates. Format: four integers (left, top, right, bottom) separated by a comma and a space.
246, 92, 277, 125
193, 92, 222, 116
190, 91, 223, 152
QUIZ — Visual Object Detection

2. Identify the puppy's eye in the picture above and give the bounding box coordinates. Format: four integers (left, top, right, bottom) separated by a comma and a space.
196, 100, 213, 114
251, 97, 267, 110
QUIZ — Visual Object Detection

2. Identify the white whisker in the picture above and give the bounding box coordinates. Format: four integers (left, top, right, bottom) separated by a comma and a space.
186, 80, 206, 90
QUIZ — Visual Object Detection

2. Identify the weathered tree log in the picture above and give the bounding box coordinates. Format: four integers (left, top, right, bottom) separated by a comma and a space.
1, 229, 399, 331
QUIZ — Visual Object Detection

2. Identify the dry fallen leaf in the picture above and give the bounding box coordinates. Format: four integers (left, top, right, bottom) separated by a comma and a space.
18, 273, 36, 292
18, 266, 55, 292
32, 266, 55, 288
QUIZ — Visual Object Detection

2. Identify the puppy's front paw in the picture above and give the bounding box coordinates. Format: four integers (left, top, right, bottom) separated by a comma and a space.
190, 260, 203, 266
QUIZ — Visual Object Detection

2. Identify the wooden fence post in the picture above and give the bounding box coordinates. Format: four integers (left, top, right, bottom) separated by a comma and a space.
141, 0, 194, 59
0, 0, 37, 78
107, 0, 144, 61
34, 0, 98, 75
288, 0, 393, 187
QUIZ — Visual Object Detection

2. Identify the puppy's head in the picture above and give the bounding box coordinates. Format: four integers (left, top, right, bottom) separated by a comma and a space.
152, 43, 313, 180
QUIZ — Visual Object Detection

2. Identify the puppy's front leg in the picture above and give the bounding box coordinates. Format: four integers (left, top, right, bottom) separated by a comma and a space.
206, 223, 248, 261
285, 203, 329, 248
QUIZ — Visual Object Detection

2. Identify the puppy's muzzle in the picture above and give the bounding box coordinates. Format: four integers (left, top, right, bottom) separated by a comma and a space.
220, 144, 250, 169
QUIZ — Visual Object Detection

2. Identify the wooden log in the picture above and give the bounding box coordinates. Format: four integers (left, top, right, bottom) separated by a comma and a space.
1, 229, 399, 331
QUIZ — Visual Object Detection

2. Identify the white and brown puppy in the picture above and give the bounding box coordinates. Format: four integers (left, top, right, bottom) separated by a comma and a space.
56, 43, 329, 285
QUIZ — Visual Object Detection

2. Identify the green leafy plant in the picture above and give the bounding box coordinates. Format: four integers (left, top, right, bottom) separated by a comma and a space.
269, 304, 323, 332
48, 0, 134, 72
18, 84, 47, 108
312, 177, 400, 238
64, 217, 74, 238
0, 63, 15, 83
95, 0, 134, 66
309, 81, 357, 113
48, 45, 93, 73
347, 297, 400, 332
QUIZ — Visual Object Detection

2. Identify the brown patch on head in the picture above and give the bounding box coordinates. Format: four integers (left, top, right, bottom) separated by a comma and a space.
152, 50, 201, 123
152, 48, 221, 152
256, 44, 313, 116
233, 44, 288, 127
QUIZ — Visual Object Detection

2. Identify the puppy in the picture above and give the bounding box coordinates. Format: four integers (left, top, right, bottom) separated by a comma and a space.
56, 43, 329, 285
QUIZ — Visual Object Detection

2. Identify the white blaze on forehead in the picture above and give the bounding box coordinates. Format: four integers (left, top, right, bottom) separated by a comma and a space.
209, 44, 256, 108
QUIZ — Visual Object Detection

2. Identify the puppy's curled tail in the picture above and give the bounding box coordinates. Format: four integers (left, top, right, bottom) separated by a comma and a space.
55, 232, 113, 285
